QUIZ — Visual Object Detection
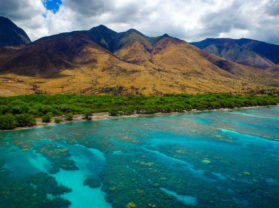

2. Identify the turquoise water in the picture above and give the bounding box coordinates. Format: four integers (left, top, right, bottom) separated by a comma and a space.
0, 106, 279, 208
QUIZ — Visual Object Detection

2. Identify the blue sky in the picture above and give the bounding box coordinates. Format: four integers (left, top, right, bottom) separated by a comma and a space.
43, 0, 62, 13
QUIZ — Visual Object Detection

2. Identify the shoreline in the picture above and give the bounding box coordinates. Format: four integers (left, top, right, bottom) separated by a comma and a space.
2, 104, 278, 132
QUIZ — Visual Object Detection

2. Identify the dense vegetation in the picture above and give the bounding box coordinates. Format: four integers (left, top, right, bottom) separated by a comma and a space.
0, 93, 278, 130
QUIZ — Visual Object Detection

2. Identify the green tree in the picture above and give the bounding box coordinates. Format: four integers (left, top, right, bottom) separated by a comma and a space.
55, 117, 63, 123
0, 114, 16, 130
83, 110, 92, 120
42, 112, 53, 123
15, 114, 36, 127
65, 113, 73, 121
109, 110, 118, 116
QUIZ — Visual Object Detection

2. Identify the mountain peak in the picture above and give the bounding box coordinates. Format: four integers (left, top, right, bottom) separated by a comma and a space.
88, 25, 181, 52
0, 16, 31, 48
124, 28, 146, 38
126, 28, 141, 33
88, 25, 118, 51
90, 24, 116, 33
92, 24, 108, 30
161, 33, 170, 38
95, 24, 108, 29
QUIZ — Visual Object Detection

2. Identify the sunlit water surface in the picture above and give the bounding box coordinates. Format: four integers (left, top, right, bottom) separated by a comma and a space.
0, 106, 279, 208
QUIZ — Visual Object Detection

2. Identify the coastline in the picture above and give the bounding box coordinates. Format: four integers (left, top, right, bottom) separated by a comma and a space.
2, 104, 278, 132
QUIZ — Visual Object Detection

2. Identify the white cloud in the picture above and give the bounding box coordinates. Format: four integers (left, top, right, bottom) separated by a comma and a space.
1, 0, 279, 44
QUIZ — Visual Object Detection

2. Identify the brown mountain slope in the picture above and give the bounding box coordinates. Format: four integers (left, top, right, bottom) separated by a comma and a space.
0, 32, 104, 77
113, 36, 279, 94
192, 38, 279, 69
0, 26, 278, 96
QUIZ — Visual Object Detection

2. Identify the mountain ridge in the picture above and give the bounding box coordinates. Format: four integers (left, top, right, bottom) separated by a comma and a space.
0, 18, 278, 96
191, 38, 279, 69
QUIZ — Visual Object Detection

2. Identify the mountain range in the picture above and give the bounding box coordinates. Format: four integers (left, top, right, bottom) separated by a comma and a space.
192, 38, 279, 69
0, 16, 278, 96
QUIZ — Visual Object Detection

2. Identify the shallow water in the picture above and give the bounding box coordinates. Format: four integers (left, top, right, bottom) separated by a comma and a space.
0, 106, 279, 208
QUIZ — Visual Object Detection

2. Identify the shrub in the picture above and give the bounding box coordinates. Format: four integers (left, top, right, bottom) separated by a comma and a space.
0, 114, 16, 130
104, 87, 115, 93
65, 113, 73, 121
15, 114, 36, 127
0, 105, 9, 115
123, 107, 134, 115
42, 112, 53, 123
109, 110, 118, 116
143, 106, 157, 114
0, 93, 277, 124
55, 117, 63, 123
83, 110, 92, 120
39, 105, 57, 115
11, 105, 24, 115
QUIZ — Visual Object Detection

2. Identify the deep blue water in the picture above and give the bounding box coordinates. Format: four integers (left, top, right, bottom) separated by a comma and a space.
0, 106, 279, 208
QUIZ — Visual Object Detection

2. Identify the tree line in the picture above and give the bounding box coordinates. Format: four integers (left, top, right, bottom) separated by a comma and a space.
0, 93, 278, 130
